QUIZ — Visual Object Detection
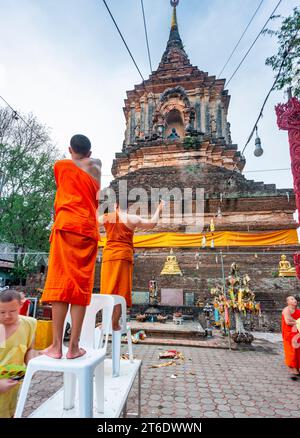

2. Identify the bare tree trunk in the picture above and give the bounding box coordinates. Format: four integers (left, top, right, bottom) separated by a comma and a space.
234, 312, 245, 334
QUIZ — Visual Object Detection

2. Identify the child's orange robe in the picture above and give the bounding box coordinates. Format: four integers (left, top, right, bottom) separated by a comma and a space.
282, 309, 300, 369
100, 212, 134, 307
41, 160, 100, 306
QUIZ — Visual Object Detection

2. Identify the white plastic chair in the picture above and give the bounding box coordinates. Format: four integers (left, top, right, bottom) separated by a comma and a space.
15, 295, 114, 418
96, 295, 134, 377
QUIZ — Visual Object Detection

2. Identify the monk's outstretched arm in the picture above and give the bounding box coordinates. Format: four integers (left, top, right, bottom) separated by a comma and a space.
130, 201, 164, 231
283, 307, 296, 326
98, 214, 105, 226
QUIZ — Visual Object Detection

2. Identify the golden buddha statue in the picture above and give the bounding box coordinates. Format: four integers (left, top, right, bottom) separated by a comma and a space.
160, 249, 183, 276
278, 255, 296, 277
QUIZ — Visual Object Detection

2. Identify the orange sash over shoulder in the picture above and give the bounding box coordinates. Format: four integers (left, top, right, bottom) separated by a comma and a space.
282, 309, 300, 369
102, 212, 134, 262
52, 159, 100, 241
41, 160, 100, 306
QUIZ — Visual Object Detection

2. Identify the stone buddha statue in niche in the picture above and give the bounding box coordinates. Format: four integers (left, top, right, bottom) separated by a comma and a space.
167, 127, 180, 139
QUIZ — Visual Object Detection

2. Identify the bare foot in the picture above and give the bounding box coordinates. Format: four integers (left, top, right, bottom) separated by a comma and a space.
66, 347, 86, 359
42, 346, 62, 359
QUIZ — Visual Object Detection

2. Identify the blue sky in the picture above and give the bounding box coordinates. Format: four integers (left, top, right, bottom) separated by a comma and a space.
0, 0, 298, 189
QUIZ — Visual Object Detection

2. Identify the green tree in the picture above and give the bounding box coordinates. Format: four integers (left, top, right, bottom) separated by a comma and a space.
0, 107, 60, 283
264, 7, 300, 97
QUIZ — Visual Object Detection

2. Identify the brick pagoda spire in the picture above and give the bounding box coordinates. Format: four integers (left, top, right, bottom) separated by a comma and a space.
108, 1, 295, 233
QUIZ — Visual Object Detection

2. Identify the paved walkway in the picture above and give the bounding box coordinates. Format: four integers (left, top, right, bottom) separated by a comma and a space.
21, 337, 299, 418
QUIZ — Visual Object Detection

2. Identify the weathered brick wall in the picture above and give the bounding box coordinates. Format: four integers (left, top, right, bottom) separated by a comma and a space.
109, 163, 294, 199
106, 164, 296, 232
95, 246, 300, 332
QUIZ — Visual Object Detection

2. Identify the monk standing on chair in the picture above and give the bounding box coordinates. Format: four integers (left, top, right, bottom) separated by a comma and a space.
282, 296, 300, 379
41, 134, 101, 359
99, 200, 163, 330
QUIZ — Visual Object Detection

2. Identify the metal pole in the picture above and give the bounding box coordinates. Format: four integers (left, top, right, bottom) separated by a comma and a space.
0, 170, 4, 198
123, 401, 127, 418
138, 364, 142, 418
220, 251, 232, 350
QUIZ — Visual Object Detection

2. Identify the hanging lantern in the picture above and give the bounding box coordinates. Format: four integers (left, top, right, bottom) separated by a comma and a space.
217, 207, 222, 218
210, 238, 215, 250
201, 235, 206, 248
254, 127, 263, 157
210, 219, 215, 232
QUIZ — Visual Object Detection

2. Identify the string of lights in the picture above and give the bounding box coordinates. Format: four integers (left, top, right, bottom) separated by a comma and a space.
0, 250, 296, 257
100, 167, 291, 178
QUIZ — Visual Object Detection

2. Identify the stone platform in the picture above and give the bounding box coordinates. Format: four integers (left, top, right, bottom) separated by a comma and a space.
130, 320, 205, 340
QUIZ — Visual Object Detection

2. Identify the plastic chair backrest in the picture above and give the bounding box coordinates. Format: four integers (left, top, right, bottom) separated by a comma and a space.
65, 294, 114, 351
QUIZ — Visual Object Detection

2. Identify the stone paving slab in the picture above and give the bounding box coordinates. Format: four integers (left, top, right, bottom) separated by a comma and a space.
131, 336, 232, 349
21, 339, 300, 419
252, 332, 283, 343
130, 320, 205, 334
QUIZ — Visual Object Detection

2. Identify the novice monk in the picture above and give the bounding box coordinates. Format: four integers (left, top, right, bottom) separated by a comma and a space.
0, 290, 37, 418
282, 296, 300, 378
41, 134, 101, 359
99, 200, 163, 331
19, 292, 30, 316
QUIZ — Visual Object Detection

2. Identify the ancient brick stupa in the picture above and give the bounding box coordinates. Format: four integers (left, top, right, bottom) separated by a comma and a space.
98, 1, 299, 330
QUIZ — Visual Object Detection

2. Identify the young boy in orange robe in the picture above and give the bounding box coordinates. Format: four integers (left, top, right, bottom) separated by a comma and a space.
99, 200, 163, 331
41, 134, 101, 359
282, 296, 300, 378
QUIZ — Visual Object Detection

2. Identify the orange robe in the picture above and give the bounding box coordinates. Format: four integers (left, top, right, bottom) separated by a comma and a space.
41, 159, 100, 306
282, 309, 300, 369
100, 212, 134, 307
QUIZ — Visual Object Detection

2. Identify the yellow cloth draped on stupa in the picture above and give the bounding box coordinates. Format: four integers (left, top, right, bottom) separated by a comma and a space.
98, 229, 298, 248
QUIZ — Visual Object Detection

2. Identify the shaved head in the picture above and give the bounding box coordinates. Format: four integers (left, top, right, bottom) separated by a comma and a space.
286, 296, 297, 306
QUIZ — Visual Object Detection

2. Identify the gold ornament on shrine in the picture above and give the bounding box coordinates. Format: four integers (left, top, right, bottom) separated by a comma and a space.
278, 255, 296, 277
160, 249, 183, 276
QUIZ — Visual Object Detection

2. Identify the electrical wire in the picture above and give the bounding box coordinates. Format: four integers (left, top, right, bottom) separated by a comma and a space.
0, 95, 33, 130
141, 0, 153, 73
227, 29, 299, 185
101, 0, 145, 82
225, 0, 282, 87
218, 0, 264, 78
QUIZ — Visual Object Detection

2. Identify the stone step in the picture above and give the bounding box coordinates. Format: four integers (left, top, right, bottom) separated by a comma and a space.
129, 320, 206, 339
